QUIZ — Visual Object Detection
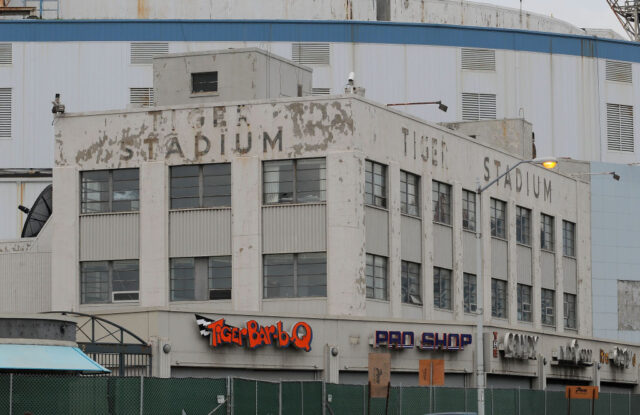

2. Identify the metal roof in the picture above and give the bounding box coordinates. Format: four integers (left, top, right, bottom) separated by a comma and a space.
0, 344, 110, 373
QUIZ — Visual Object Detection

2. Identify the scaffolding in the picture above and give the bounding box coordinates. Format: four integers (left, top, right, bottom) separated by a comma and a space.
607, 0, 640, 41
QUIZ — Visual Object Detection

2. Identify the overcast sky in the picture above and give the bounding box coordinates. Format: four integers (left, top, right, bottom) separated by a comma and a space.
478, 0, 627, 39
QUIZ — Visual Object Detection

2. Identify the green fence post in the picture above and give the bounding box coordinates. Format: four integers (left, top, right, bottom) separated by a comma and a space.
8, 373, 12, 415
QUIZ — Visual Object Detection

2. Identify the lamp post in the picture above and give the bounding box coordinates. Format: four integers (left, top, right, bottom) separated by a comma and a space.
475, 157, 557, 415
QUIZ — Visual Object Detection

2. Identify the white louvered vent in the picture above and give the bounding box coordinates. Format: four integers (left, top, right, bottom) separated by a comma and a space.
606, 60, 632, 83
292, 43, 330, 65
461, 48, 495, 71
130, 88, 154, 107
130, 42, 169, 65
462, 93, 497, 121
312, 87, 331, 96
0, 44, 12, 65
0, 88, 11, 138
607, 103, 634, 152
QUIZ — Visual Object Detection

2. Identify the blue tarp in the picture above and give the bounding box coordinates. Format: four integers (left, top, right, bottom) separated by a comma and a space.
0, 344, 109, 373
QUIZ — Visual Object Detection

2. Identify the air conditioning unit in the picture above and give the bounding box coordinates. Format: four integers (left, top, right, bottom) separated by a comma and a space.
112, 291, 139, 302
209, 289, 231, 300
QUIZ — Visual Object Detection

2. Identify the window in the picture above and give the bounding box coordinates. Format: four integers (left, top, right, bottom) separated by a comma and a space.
263, 253, 326, 299
400, 171, 420, 216
81, 260, 139, 304
434, 267, 452, 310
540, 214, 554, 251
564, 293, 577, 329
541, 288, 555, 326
461, 48, 496, 71
366, 254, 388, 300
490, 198, 506, 239
462, 93, 497, 121
81, 169, 139, 214
0, 88, 9, 138
170, 164, 231, 209
517, 284, 532, 322
264, 158, 326, 204
170, 256, 232, 301
516, 206, 531, 245
463, 273, 477, 313
607, 103, 634, 152
563, 221, 576, 257
432, 181, 451, 224
292, 43, 330, 65
365, 160, 387, 208
191, 72, 218, 93
462, 190, 476, 231
491, 278, 507, 318
401, 261, 422, 305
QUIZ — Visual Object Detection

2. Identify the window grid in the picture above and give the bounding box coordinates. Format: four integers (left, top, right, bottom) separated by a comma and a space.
208, 256, 232, 300
434, 267, 452, 310
563, 220, 576, 257
170, 258, 196, 301
264, 158, 326, 204
432, 181, 451, 224
366, 254, 388, 300
81, 260, 139, 304
401, 261, 422, 305
400, 171, 420, 216
541, 214, 555, 251
263, 253, 327, 299
564, 293, 577, 329
490, 198, 506, 239
516, 206, 531, 245
542, 288, 555, 326
170, 163, 231, 209
462, 190, 476, 231
491, 278, 507, 318
81, 169, 139, 214
192, 72, 218, 93
517, 284, 532, 322
463, 273, 477, 313
365, 160, 387, 208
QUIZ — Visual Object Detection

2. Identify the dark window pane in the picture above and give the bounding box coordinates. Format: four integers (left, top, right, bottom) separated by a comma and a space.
81, 171, 109, 213
171, 166, 200, 209
264, 160, 295, 204
81, 261, 109, 304
209, 256, 232, 299
263, 254, 294, 298
170, 258, 195, 301
192, 71, 218, 93
203, 163, 231, 207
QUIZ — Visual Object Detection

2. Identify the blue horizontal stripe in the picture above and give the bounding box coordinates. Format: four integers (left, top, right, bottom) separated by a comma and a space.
1, 19, 639, 62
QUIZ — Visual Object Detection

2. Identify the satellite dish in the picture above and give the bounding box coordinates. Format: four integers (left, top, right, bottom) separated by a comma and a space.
20, 184, 52, 238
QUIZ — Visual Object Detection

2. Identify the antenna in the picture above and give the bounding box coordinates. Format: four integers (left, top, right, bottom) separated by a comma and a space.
606, 0, 640, 41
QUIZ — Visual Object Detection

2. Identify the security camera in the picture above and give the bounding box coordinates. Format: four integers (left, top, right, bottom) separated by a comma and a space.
51, 93, 65, 114
348, 72, 355, 83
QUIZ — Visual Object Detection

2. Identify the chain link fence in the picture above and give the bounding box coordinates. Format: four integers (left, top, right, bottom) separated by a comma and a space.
2, 373, 640, 414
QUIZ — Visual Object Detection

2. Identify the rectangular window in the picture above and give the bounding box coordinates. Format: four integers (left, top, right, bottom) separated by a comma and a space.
400, 171, 420, 216
564, 293, 577, 329
563, 220, 576, 257
191, 71, 218, 93
517, 284, 532, 322
541, 214, 555, 251
171, 256, 232, 301
81, 169, 139, 214
170, 163, 231, 209
208, 256, 232, 300
463, 273, 477, 313
366, 254, 388, 300
542, 288, 555, 326
462, 190, 476, 231
365, 160, 387, 208
607, 103, 634, 152
170, 258, 196, 301
432, 181, 451, 224
401, 261, 422, 305
516, 206, 531, 245
490, 198, 506, 239
0, 88, 10, 138
263, 253, 327, 298
81, 260, 139, 304
264, 158, 326, 204
491, 278, 507, 318
434, 267, 452, 310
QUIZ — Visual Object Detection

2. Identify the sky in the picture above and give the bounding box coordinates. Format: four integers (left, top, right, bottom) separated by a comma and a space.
478, 0, 627, 39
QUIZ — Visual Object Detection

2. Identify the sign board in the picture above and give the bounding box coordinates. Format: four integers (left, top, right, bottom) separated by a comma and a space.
368, 353, 391, 398
419, 359, 445, 386
374, 331, 472, 350
565, 386, 599, 400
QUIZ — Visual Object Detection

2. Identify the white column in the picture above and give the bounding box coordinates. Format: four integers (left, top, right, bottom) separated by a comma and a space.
531, 207, 542, 330
422, 171, 434, 320
452, 181, 464, 320
507, 199, 518, 326
139, 161, 169, 307
388, 162, 402, 318
576, 181, 592, 337
480, 191, 492, 322
554, 214, 565, 334
51, 166, 79, 311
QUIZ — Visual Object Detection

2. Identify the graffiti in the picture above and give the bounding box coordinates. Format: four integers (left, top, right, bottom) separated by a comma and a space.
373, 330, 472, 351
483, 157, 552, 202
196, 314, 312, 352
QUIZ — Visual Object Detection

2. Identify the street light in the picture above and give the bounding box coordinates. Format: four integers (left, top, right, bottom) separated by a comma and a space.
386, 100, 448, 112
475, 156, 557, 415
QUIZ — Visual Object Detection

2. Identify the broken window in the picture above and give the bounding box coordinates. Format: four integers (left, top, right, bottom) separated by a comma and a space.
401, 261, 421, 305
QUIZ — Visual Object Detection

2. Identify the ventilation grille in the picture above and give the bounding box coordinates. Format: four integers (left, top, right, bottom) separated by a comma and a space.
130, 88, 154, 107
0, 43, 11, 65
130, 42, 169, 65
606, 60, 632, 83
312, 88, 331, 96
0, 88, 10, 138
292, 43, 330, 65
607, 103, 634, 152
461, 48, 495, 71
462, 93, 497, 121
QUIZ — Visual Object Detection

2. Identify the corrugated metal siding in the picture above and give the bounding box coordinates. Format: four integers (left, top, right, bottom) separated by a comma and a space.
365, 206, 389, 257
491, 238, 508, 280
563, 256, 577, 294
262, 204, 325, 254
540, 250, 555, 289
517, 244, 532, 285
170, 208, 231, 257
401, 215, 421, 263
462, 231, 476, 273
433, 224, 452, 268
80, 213, 139, 261
0, 252, 51, 313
